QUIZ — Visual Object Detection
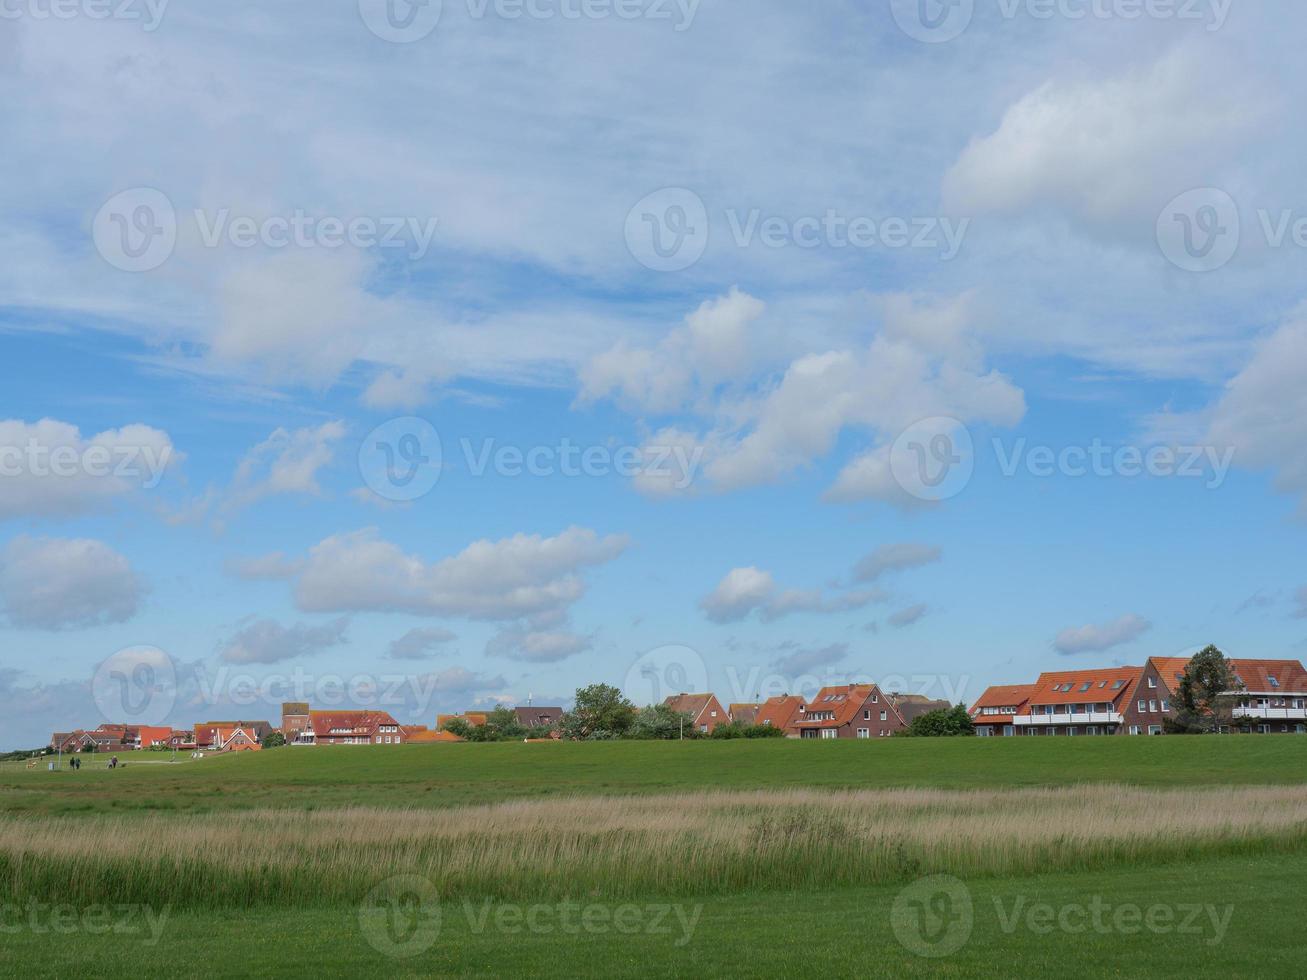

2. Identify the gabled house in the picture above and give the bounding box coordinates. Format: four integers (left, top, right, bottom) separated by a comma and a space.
793, 683, 906, 739
888, 693, 952, 726
513, 706, 564, 731
196, 720, 273, 749
728, 703, 761, 726
969, 684, 1034, 737
303, 710, 407, 745
1144, 657, 1307, 735
754, 695, 806, 737
1014, 667, 1143, 736
663, 693, 728, 734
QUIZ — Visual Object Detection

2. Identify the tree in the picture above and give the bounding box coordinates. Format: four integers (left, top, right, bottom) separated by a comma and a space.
484, 706, 527, 741
261, 731, 287, 749
1170, 645, 1244, 734
897, 704, 975, 737
80, 743, 97, 754
560, 684, 636, 740
630, 704, 695, 740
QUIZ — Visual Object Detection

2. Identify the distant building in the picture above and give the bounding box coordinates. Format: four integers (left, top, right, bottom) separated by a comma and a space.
662, 693, 728, 734
754, 695, 806, 737
513, 706, 564, 731
281, 702, 312, 737
793, 683, 913, 739
728, 703, 761, 726
300, 710, 407, 745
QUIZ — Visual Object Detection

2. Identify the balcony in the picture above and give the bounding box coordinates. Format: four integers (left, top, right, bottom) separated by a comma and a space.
1234, 706, 1307, 720
1014, 712, 1122, 726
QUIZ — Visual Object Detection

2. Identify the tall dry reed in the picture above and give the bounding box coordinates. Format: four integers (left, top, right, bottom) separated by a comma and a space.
3, 785, 1306, 908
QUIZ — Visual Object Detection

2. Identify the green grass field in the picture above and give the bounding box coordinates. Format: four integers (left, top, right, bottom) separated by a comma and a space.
3, 739, 1307, 977
5, 736, 1307, 815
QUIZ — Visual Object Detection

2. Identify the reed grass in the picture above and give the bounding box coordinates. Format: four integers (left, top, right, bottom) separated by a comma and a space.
4, 785, 1307, 909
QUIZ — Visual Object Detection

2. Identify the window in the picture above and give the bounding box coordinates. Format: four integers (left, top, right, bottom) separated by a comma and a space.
871, 694, 878, 703
1269, 676, 1280, 688
864, 710, 871, 720
880, 711, 887, 721
1138, 700, 1147, 712
1149, 726, 1163, 735
857, 728, 870, 739
1129, 726, 1141, 735
1098, 680, 1108, 689
1086, 726, 1098, 735
710, 710, 717, 718
1079, 682, 1092, 692
1149, 700, 1158, 712
820, 729, 837, 740
1112, 680, 1126, 690
1160, 700, 1169, 712
1066, 727, 1077, 736
1148, 677, 1157, 689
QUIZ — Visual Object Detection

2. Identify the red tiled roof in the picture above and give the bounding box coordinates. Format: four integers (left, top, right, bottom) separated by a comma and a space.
970, 684, 1034, 713
663, 694, 722, 722
309, 710, 400, 738
794, 684, 888, 729
754, 695, 805, 733
1027, 667, 1143, 706
1149, 656, 1307, 696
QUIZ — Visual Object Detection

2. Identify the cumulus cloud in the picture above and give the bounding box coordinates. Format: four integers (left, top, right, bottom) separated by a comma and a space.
387, 627, 457, 661
607, 293, 1023, 504
853, 543, 942, 582
942, 45, 1261, 237
1053, 614, 1152, 656
219, 616, 350, 665
225, 421, 346, 511
295, 526, 629, 622
579, 288, 766, 414
699, 566, 886, 624
888, 604, 929, 629
0, 419, 176, 521
1205, 312, 1307, 515
0, 537, 144, 630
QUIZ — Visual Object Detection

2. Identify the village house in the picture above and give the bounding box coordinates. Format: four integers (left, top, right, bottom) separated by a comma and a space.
728, 703, 761, 725
663, 693, 728, 734
795, 683, 908, 739
513, 706, 564, 731
972, 657, 1307, 735
754, 694, 806, 736
296, 709, 407, 745
195, 720, 273, 751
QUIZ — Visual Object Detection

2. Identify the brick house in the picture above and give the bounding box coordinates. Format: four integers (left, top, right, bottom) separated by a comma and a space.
196, 720, 273, 750
281, 702, 312, 738
754, 695, 806, 736
793, 683, 908, 739
300, 710, 407, 745
969, 684, 1034, 737
728, 703, 762, 725
1008, 667, 1143, 736
888, 693, 953, 726
1145, 657, 1307, 734
663, 693, 728, 734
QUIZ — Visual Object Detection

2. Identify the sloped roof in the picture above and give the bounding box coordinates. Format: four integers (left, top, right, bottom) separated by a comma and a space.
794, 684, 886, 729
663, 693, 721, 722
729, 703, 761, 724
1028, 667, 1143, 706
970, 684, 1034, 713
1149, 656, 1307, 696
755, 695, 805, 732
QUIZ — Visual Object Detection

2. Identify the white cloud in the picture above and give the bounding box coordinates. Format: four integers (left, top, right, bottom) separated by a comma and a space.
219, 616, 350, 665
1205, 312, 1307, 514
699, 566, 886, 624
295, 526, 629, 621
1053, 613, 1152, 656
853, 543, 942, 583
942, 45, 1261, 238
226, 421, 346, 511
0, 419, 176, 521
579, 287, 766, 414
387, 627, 457, 661
0, 536, 144, 630
771, 642, 848, 677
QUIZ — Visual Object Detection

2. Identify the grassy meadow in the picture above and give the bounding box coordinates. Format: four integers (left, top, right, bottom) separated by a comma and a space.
4, 739, 1307, 977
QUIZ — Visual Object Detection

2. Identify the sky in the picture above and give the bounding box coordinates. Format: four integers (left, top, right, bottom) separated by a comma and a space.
3, 0, 1307, 748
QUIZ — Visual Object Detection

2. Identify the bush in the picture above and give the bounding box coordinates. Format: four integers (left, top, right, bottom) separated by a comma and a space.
261, 731, 287, 749
709, 722, 786, 739
896, 704, 975, 737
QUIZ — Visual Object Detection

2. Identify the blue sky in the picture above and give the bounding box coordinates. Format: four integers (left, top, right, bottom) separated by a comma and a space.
3, 1, 1307, 748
